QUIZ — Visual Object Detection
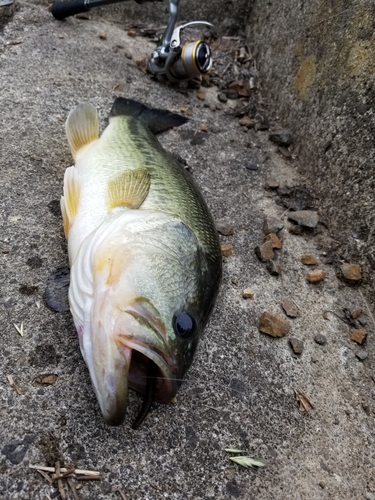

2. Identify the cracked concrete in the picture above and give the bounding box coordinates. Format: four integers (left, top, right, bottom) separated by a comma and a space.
1, 2, 374, 499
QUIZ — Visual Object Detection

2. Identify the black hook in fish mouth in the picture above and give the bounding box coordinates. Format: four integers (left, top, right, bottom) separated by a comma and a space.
132, 360, 158, 429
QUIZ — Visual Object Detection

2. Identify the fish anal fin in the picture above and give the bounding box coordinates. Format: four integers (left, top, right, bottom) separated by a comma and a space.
66, 103, 99, 160
107, 169, 151, 210
62, 166, 81, 235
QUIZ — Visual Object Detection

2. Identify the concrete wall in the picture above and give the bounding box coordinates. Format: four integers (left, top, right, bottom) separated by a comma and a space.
247, 0, 375, 312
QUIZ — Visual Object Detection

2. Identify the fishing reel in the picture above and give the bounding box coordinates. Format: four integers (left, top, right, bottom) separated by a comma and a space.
50, 0, 214, 83
149, 0, 214, 82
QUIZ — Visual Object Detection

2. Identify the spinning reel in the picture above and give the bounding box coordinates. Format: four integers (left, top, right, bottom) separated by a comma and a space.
50, 0, 214, 82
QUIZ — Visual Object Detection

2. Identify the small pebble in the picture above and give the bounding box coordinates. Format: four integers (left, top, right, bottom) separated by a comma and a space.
242, 288, 254, 299
197, 92, 206, 101
289, 338, 304, 354
307, 269, 326, 283
245, 161, 258, 171
351, 308, 362, 319
255, 241, 274, 262
340, 263, 362, 282
217, 92, 227, 103
99, 32, 107, 40
301, 254, 317, 265
269, 130, 293, 147
314, 334, 327, 345
265, 233, 282, 249
311, 355, 319, 363
266, 260, 281, 276
355, 350, 369, 361
265, 177, 280, 190
289, 224, 303, 235
221, 244, 233, 257
358, 316, 367, 326
282, 300, 298, 318
124, 51, 133, 59
263, 216, 284, 234
277, 185, 292, 197
226, 89, 238, 100
239, 116, 256, 128
216, 221, 234, 236
319, 482, 325, 489
259, 311, 290, 337
288, 210, 319, 228
351, 329, 367, 345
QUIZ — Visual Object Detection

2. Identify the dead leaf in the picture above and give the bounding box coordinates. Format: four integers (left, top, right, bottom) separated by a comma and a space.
34, 374, 58, 386
294, 389, 314, 412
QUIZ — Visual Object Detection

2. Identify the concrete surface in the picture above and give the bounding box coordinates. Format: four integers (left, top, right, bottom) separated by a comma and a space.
1, 1, 375, 499
247, 0, 375, 318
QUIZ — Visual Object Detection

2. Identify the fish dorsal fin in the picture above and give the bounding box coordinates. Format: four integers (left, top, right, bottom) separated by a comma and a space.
109, 97, 188, 135
65, 103, 99, 160
107, 168, 151, 210
61, 166, 81, 237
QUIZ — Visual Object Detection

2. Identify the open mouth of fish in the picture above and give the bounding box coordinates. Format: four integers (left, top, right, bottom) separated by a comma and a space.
90, 302, 178, 429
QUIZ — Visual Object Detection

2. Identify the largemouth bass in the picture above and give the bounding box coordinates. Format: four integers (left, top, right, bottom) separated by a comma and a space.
61, 98, 222, 426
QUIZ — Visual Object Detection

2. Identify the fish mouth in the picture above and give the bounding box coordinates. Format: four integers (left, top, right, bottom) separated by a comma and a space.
89, 300, 177, 427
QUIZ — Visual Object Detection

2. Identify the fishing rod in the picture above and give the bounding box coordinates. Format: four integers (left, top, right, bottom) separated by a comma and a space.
50, 0, 214, 82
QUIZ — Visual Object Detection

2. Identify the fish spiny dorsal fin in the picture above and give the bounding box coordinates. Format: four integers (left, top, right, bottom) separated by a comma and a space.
61, 166, 81, 237
65, 103, 99, 160
109, 97, 188, 135
107, 168, 151, 210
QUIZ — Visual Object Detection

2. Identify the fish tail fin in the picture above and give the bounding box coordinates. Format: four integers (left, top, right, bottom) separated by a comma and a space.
109, 97, 188, 134
65, 104, 99, 160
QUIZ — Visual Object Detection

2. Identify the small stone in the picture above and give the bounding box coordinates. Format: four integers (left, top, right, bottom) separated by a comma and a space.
265, 177, 280, 190
269, 130, 293, 147
197, 92, 206, 100
266, 260, 281, 276
239, 116, 256, 128
217, 92, 227, 103
319, 482, 326, 489
311, 355, 319, 363
127, 30, 137, 37
355, 350, 369, 361
288, 210, 319, 228
289, 337, 304, 354
99, 32, 107, 40
245, 161, 259, 171
340, 263, 362, 282
314, 334, 327, 345
351, 308, 362, 319
124, 51, 133, 59
242, 288, 254, 299
216, 221, 234, 236
307, 269, 326, 283
301, 254, 317, 265
265, 233, 282, 249
282, 300, 298, 318
351, 329, 367, 345
259, 311, 290, 337
255, 113, 270, 130
263, 216, 284, 234
221, 244, 233, 257
277, 185, 292, 197
255, 241, 274, 262
358, 316, 367, 326
226, 89, 238, 100
289, 224, 303, 235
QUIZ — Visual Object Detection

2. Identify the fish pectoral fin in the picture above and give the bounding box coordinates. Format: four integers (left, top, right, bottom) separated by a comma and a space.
62, 166, 81, 236
107, 168, 151, 210
65, 103, 99, 160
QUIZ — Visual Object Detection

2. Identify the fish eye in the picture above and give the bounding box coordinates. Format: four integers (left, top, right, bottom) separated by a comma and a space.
173, 312, 196, 339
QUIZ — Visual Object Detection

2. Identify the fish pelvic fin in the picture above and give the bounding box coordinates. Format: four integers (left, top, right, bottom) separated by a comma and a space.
61, 166, 81, 237
109, 97, 188, 135
66, 103, 99, 160
107, 168, 151, 210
